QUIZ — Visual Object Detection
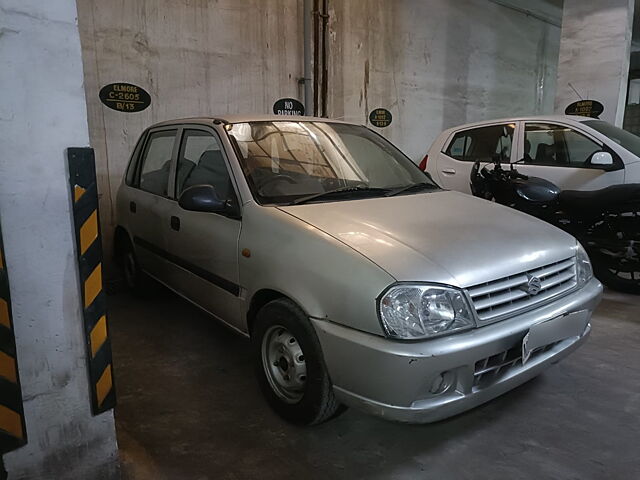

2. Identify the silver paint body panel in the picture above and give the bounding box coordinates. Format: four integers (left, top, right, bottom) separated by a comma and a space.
312, 278, 601, 422
278, 190, 577, 288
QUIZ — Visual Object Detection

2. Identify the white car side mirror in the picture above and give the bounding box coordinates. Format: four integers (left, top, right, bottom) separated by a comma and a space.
590, 151, 613, 166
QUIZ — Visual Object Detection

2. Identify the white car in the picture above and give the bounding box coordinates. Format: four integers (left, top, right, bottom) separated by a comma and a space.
423, 115, 640, 193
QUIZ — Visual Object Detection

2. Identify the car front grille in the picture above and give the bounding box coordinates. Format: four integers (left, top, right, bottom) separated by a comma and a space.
467, 257, 577, 323
473, 341, 560, 389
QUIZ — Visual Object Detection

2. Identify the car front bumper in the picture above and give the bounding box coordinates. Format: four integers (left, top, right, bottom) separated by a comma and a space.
311, 278, 602, 423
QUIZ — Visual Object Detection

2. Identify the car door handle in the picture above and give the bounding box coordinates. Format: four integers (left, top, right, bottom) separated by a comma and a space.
129, 201, 136, 213
441, 168, 456, 175
170, 216, 180, 231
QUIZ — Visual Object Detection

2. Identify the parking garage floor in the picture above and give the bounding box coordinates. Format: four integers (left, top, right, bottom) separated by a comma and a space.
110, 288, 639, 480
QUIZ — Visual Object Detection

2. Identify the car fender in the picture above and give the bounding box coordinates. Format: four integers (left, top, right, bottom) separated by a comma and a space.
623, 159, 640, 183
238, 202, 396, 336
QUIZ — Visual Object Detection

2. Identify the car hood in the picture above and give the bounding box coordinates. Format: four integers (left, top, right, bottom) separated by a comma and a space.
278, 191, 577, 288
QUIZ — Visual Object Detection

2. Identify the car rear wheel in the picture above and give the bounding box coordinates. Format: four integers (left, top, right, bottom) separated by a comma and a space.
120, 240, 152, 295
252, 298, 345, 425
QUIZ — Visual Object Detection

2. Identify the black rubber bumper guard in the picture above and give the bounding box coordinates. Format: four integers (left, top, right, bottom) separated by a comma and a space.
68, 147, 116, 415
0, 220, 27, 453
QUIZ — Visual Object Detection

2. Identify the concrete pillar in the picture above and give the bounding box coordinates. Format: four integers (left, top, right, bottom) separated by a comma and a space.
555, 0, 634, 126
0, 1, 119, 479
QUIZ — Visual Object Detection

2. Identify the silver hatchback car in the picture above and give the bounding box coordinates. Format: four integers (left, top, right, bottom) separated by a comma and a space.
115, 115, 603, 424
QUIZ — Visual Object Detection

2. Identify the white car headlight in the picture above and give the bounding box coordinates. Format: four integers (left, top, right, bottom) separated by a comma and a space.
576, 242, 593, 287
378, 284, 475, 340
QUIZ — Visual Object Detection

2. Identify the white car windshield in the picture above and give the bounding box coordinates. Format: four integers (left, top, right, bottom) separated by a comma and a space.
226, 121, 437, 205
584, 120, 640, 158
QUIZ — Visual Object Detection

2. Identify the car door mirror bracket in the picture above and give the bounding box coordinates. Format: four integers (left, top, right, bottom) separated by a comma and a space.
589, 151, 614, 167
179, 185, 229, 214
587, 150, 623, 171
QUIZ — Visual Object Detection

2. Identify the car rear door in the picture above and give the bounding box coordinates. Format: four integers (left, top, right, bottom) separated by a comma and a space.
435, 123, 516, 193
515, 122, 625, 190
127, 127, 179, 281
164, 126, 243, 331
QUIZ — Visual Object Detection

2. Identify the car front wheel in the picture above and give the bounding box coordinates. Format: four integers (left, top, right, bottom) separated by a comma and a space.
252, 298, 345, 425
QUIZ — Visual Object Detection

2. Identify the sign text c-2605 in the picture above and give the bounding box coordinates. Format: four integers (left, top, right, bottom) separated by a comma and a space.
99, 83, 151, 113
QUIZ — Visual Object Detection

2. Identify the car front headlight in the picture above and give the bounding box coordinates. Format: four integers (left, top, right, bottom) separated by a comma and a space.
378, 284, 475, 340
576, 242, 593, 287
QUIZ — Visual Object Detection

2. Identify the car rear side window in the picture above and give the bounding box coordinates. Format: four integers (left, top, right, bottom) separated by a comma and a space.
445, 124, 514, 162
138, 130, 177, 196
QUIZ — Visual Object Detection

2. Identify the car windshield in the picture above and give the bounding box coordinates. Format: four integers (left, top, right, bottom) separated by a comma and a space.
226, 121, 437, 205
583, 120, 640, 158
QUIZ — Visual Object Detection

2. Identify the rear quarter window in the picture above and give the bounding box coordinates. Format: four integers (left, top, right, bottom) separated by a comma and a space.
125, 131, 148, 186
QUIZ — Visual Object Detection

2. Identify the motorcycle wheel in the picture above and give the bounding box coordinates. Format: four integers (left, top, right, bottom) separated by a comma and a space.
592, 260, 640, 295
584, 204, 640, 295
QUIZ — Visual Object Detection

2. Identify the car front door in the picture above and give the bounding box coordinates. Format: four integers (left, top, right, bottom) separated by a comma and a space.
128, 127, 179, 281
165, 126, 243, 331
515, 122, 625, 190
435, 123, 516, 193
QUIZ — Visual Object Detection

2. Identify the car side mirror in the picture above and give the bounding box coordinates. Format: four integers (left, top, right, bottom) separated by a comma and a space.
178, 185, 227, 213
589, 151, 614, 168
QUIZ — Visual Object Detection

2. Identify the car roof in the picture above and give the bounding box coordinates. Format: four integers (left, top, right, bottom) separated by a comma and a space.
439, 115, 593, 135
150, 114, 357, 128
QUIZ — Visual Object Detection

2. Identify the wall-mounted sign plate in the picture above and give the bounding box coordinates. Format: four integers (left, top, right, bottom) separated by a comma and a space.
273, 98, 305, 116
369, 108, 392, 128
565, 100, 604, 118
99, 83, 151, 113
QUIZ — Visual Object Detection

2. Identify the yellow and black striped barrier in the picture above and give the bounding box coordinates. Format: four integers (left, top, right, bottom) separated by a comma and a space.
68, 147, 116, 415
0, 221, 27, 453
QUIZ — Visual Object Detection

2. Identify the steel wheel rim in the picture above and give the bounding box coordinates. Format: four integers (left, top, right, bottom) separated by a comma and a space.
261, 325, 307, 404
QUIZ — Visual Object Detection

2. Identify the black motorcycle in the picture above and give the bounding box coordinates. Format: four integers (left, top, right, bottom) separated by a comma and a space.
470, 159, 640, 294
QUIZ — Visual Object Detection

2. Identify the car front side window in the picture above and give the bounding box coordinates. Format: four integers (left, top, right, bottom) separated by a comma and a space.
176, 129, 236, 204
523, 123, 601, 168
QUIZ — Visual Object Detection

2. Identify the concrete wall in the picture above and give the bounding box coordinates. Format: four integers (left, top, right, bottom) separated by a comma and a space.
555, 0, 634, 126
0, 1, 119, 478
328, 0, 562, 160
76, 0, 560, 272
76, 0, 303, 267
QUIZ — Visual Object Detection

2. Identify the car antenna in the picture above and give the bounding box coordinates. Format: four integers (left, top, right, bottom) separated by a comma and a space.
568, 82, 584, 100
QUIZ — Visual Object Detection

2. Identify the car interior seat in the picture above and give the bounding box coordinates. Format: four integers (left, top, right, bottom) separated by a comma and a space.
176, 160, 195, 195
183, 150, 230, 200
523, 139, 533, 163
535, 143, 554, 164
140, 160, 171, 196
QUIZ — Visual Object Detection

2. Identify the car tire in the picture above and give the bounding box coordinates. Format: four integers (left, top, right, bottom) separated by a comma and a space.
120, 239, 153, 296
252, 298, 346, 425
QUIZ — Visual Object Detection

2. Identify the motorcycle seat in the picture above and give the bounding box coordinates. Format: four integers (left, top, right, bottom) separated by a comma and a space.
559, 184, 640, 211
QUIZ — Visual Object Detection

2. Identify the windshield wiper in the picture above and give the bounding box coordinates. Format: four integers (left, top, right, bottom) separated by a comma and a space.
385, 182, 438, 197
291, 186, 390, 205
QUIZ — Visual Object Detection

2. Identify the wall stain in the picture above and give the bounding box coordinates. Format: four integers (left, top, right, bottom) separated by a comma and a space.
363, 58, 369, 118
0, 27, 20, 39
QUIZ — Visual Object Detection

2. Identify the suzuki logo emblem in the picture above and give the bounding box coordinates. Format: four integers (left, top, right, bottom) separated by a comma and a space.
522, 275, 542, 296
